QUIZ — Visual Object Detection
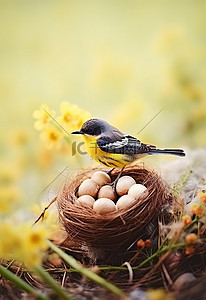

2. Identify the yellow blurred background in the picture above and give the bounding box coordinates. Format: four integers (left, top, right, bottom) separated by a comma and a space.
0, 0, 206, 208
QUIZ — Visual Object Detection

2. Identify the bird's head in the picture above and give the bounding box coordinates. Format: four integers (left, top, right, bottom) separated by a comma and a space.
72, 118, 110, 137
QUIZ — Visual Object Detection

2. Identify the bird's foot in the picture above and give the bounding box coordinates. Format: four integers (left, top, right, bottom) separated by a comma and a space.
109, 167, 124, 193
106, 168, 114, 176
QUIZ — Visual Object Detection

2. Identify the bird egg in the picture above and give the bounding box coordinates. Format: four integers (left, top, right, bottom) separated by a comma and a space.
78, 179, 99, 198
116, 195, 136, 210
98, 185, 117, 202
91, 171, 111, 186
93, 198, 117, 214
128, 184, 148, 200
76, 195, 95, 208
116, 176, 136, 196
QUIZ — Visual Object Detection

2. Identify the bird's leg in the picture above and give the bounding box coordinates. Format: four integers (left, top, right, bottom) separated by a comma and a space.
106, 168, 114, 176
110, 167, 125, 192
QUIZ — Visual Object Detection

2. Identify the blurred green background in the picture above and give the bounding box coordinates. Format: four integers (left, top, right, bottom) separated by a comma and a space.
0, 0, 206, 207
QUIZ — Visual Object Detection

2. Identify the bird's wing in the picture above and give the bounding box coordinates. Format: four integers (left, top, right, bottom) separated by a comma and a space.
97, 134, 156, 154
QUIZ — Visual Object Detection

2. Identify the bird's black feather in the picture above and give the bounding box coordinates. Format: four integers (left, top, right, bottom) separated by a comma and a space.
97, 134, 154, 155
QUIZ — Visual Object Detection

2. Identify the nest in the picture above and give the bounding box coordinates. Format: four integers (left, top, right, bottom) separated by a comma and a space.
57, 165, 173, 264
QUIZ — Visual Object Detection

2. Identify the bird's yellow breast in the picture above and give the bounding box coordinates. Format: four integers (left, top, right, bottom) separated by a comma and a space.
83, 135, 133, 168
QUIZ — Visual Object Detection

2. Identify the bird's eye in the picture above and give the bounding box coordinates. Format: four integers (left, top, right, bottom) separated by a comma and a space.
85, 126, 101, 136
87, 128, 96, 135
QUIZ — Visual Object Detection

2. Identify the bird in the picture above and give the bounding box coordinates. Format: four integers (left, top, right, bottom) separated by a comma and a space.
72, 118, 185, 170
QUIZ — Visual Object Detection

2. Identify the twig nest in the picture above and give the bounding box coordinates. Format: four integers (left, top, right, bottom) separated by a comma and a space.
93, 198, 117, 214
98, 185, 117, 202
78, 178, 99, 198
57, 166, 172, 253
76, 195, 95, 208
116, 175, 136, 196
91, 171, 111, 186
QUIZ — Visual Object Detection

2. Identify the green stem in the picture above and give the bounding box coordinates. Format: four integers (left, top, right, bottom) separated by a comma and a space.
0, 264, 49, 300
42, 241, 191, 277
185, 216, 198, 230
34, 265, 72, 300
133, 242, 187, 269
98, 242, 188, 272
48, 242, 188, 274
48, 241, 128, 299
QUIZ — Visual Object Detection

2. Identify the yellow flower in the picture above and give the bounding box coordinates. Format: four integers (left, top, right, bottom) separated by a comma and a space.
25, 226, 48, 251
22, 224, 49, 267
34, 102, 90, 151
0, 221, 49, 268
60, 102, 77, 124
33, 104, 55, 131
59, 101, 90, 133
40, 126, 61, 149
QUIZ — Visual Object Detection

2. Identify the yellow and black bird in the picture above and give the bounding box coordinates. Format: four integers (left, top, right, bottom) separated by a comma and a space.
72, 118, 185, 169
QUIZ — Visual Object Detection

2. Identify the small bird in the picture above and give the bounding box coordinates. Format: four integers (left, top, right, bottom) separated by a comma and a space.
72, 118, 185, 169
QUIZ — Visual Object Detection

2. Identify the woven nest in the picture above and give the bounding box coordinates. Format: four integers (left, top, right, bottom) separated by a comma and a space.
57, 165, 173, 263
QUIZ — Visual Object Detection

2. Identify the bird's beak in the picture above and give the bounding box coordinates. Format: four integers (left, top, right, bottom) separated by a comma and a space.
71, 130, 83, 135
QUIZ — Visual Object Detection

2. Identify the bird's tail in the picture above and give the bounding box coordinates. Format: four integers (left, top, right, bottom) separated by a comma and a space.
148, 148, 185, 157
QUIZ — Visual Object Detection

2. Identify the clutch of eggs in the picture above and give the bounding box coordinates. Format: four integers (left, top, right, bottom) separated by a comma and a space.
75, 171, 148, 215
